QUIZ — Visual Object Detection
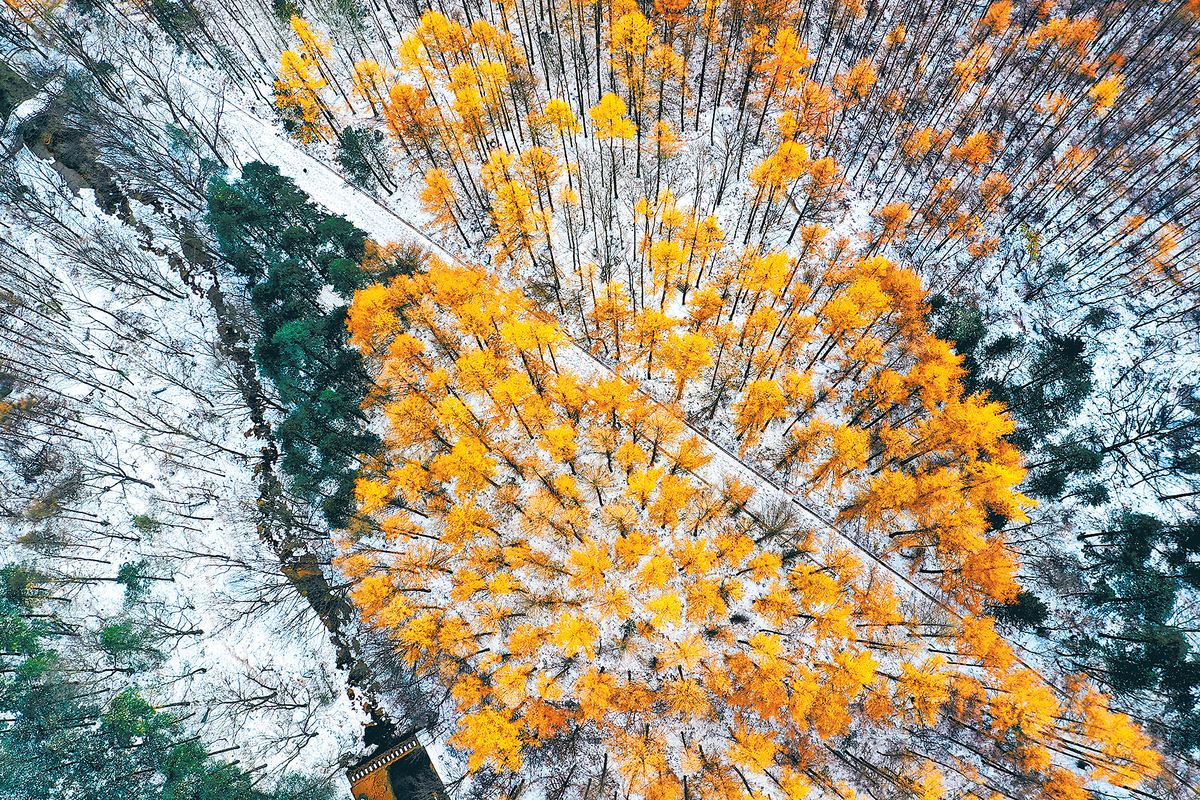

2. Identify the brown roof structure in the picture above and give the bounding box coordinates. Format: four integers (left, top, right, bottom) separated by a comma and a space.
348, 735, 447, 800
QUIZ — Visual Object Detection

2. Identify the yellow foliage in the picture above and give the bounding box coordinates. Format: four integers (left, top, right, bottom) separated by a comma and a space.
1088, 73, 1123, 114
452, 708, 523, 772
590, 93, 638, 140
337, 189, 1159, 800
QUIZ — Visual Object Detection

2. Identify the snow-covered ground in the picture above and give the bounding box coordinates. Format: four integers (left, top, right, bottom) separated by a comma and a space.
0, 144, 366, 789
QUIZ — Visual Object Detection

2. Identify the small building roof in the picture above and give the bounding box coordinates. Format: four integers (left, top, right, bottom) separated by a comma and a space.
348, 734, 447, 800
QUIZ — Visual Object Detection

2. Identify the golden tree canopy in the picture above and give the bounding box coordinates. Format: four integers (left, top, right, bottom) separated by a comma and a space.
339, 258, 1157, 800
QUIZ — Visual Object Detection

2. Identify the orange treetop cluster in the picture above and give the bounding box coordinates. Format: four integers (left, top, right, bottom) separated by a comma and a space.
337, 257, 1159, 800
